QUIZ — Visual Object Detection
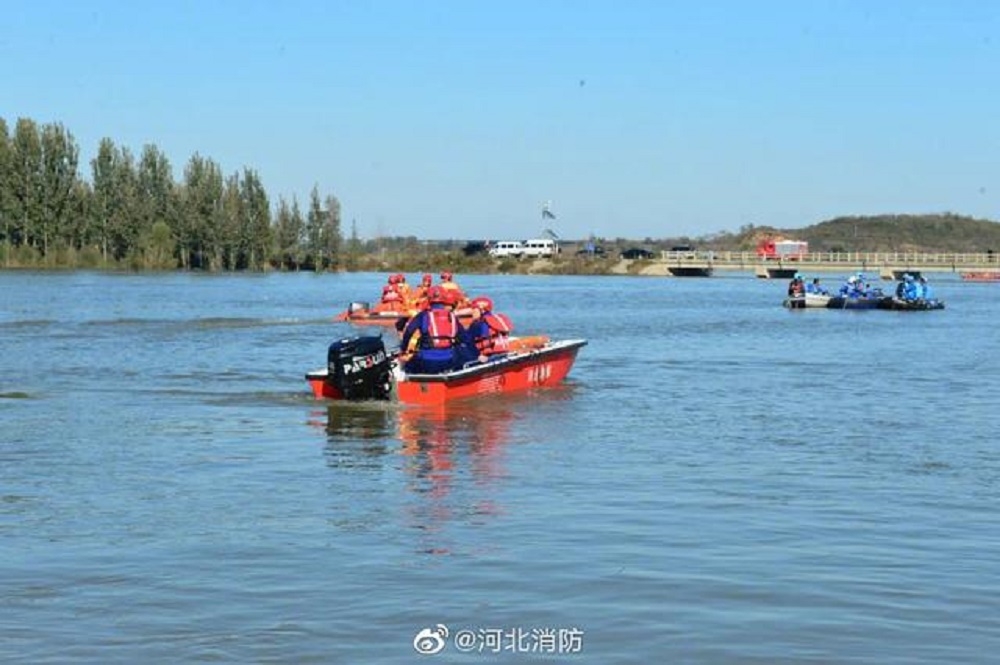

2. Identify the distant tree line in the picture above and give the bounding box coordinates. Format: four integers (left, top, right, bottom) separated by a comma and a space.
0, 116, 343, 271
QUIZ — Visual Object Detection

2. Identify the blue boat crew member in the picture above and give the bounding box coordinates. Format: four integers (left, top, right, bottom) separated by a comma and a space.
917, 275, 931, 300
399, 286, 464, 374
806, 277, 828, 295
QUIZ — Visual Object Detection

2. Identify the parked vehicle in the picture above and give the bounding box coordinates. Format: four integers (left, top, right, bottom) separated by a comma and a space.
522, 238, 560, 257
462, 241, 490, 256
576, 244, 606, 257
488, 241, 525, 258
757, 238, 808, 260
620, 247, 655, 260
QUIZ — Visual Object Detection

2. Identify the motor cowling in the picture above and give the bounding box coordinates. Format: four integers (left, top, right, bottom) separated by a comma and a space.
327, 336, 392, 400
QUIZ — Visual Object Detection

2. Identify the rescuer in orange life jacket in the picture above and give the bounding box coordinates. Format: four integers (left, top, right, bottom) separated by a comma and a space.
462, 296, 513, 362
437, 271, 467, 308
399, 286, 465, 374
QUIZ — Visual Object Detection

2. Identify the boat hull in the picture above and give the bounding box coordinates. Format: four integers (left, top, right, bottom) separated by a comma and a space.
783, 293, 831, 308
960, 271, 1000, 282
877, 298, 945, 311
825, 295, 886, 309
786, 294, 945, 311
307, 339, 587, 405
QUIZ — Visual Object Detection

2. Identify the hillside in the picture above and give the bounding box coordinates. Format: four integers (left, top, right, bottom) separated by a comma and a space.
708, 214, 1000, 254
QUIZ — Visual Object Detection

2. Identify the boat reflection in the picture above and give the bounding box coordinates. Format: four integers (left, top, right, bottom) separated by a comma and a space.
314, 397, 525, 555
397, 400, 518, 497
311, 402, 396, 468
395, 400, 518, 555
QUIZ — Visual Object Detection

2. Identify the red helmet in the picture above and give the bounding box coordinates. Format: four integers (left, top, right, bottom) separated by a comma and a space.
440, 271, 453, 282
470, 296, 493, 311
421, 273, 432, 285
427, 286, 447, 304
388, 274, 399, 284
395, 273, 406, 283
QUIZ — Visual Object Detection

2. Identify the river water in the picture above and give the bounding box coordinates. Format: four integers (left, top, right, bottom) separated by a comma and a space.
2, 270, 998, 663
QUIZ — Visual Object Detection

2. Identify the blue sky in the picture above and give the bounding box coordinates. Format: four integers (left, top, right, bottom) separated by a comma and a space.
4, 0, 998, 240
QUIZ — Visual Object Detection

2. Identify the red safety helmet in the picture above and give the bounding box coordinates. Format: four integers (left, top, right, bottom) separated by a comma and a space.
470, 296, 493, 311
421, 273, 433, 285
440, 271, 453, 282
395, 273, 406, 283
427, 286, 447, 304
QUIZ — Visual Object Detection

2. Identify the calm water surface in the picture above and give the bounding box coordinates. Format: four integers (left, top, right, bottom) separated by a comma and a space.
2, 270, 998, 664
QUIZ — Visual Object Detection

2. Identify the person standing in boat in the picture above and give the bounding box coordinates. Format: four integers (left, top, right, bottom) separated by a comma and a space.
399, 286, 465, 374
787, 273, 805, 308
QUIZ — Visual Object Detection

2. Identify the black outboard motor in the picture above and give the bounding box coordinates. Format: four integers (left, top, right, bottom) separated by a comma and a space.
327, 336, 393, 400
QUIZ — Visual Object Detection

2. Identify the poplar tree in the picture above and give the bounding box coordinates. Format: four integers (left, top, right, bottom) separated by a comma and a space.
38, 122, 80, 258
239, 168, 271, 271
136, 144, 178, 267
0, 119, 12, 264
10, 118, 43, 256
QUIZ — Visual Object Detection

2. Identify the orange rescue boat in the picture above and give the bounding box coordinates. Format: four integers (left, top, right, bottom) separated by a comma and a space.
305, 335, 586, 406
960, 271, 1000, 282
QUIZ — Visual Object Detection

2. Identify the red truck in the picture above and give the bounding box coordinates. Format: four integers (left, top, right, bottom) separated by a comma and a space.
756, 238, 808, 260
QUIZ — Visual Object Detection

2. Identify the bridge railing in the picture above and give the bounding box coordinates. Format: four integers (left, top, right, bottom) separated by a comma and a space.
658, 250, 999, 268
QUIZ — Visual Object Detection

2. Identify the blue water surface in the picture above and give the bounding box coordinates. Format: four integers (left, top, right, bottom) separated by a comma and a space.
1, 270, 998, 664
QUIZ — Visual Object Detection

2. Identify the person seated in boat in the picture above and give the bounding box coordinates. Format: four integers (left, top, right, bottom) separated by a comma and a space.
411, 273, 434, 304
393, 273, 412, 301
837, 276, 853, 296
894, 275, 907, 299
838, 275, 865, 298
438, 271, 467, 308
462, 296, 514, 362
805, 277, 829, 295
398, 273, 434, 318
917, 275, 932, 301
787, 273, 805, 307
855, 273, 871, 297
377, 280, 404, 310
900, 274, 921, 301
399, 286, 465, 374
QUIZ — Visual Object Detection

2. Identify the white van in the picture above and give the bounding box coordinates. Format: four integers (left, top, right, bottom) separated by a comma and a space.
521, 238, 560, 257
488, 241, 525, 258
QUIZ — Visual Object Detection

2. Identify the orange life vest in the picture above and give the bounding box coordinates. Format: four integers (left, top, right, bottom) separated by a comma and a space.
477, 312, 513, 353
421, 307, 458, 349
381, 286, 402, 303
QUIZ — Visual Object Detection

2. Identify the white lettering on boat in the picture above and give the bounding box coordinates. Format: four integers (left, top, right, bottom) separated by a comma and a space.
528, 363, 552, 384
343, 350, 387, 375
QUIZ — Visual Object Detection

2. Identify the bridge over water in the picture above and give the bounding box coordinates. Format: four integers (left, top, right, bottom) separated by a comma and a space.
654, 251, 999, 279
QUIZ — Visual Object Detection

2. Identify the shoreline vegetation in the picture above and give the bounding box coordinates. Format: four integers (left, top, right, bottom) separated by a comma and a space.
3, 116, 1000, 276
